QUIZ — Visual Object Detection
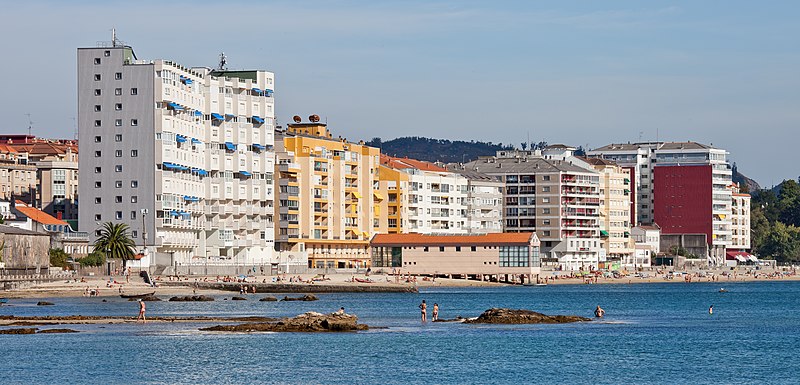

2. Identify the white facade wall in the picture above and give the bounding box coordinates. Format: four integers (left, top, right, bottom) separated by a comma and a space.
405, 170, 469, 234
466, 181, 503, 234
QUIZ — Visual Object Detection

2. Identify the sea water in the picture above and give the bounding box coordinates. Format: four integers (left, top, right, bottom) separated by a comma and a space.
1, 281, 799, 384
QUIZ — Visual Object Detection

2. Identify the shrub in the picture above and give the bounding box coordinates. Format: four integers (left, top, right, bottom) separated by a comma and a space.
79, 251, 107, 267
49, 248, 70, 269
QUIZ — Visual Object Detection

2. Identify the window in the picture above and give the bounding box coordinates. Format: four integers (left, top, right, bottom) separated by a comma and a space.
94, 89, 101, 96
543, 208, 551, 214
543, 219, 551, 225
131, 180, 138, 188
94, 151, 101, 157
115, 119, 122, 126
94, 105, 101, 112
115, 165, 123, 172
542, 186, 550, 192
130, 119, 138, 126
94, 74, 101, 81
132, 231, 138, 238
439, 246, 445, 252
131, 196, 138, 203
115, 88, 122, 96
115, 211, 123, 220
95, 197, 102, 204
130, 211, 136, 220
131, 88, 138, 95
542, 198, 550, 203
542, 175, 550, 181
94, 58, 101, 65
115, 134, 122, 142
94, 136, 101, 143
94, 181, 101, 188
115, 196, 122, 203
115, 72, 122, 80
94, 214, 102, 221
471, 246, 477, 252
500, 246, 530, 267
115, 150, 122, 157
115, 103, 122, 110
94, 167, 101, 173
115, 181, 123, 188
455, 246, 462, 252
131, 150, 138, 157
94, 120, 101, 127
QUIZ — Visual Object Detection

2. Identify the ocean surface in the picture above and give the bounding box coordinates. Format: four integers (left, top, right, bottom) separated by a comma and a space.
2, 281, 799, 384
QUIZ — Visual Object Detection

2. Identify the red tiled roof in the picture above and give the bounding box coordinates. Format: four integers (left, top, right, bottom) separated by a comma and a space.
371, 233, 536, 246
0, 144, 19, 153
380, 155, 447, 172
13, 201, 68, 226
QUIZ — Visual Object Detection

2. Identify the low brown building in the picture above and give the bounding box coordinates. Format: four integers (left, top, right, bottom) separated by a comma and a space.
0, 225, 51, 275
371, 233, 541, 282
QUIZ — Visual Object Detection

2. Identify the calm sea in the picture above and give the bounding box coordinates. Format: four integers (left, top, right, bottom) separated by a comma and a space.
2, 281, 799, 384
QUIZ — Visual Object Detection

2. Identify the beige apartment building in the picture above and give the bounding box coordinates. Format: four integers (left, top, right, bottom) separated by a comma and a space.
582, 157, 634, 262
0, 144, 37, 204
730, 184, 751, 251
275, 122, 383, 269
371, 232, 541, 282
9, 141, 79, 223
375, 165, 408, 234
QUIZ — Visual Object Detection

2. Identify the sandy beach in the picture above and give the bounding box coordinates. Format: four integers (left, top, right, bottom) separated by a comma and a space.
2, 268, 799, 299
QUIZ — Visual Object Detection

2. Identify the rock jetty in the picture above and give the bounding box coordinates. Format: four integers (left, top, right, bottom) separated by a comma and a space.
168, 295, 214, 302
282, 294, 319, 301
465, 308, 591, 324
200, 312, 367, 333
259, 296, 278, 302
0, 327, 78, 334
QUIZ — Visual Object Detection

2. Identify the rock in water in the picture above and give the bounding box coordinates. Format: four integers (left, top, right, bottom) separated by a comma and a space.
200, 312, 367, 333
465, 308, 591, 324
0, 328, 38, 334
168, 295, 214, 302
231, 296, 247, 301
259, 296, 278, 302
36, 301, 55, 306
37, 329, 79, 334
282, 294, 319, 301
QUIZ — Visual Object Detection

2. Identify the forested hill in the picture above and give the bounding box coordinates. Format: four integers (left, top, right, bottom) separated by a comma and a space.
365, 137, 514, 163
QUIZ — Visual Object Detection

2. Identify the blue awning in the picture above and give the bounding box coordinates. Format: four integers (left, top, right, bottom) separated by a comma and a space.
163, 162, 177, 170
170, 210, 180, 217
252, 116, 264, 124
183, 195, 199, 202
211, 113, 224, 120
179, 211, 191, 218
185, 78, 193, 85
224, 142, 236, 151
176, 134, 187, 143
191, 138, 202, 145
252, 87, 263, 95
252, 143, 265, 151
225, 114, 235, 119
168, 102, 184, 111
194, 110, 203, 117
197, 169, 208, 176
265, 89, 274, 96
239, 171, 252, 177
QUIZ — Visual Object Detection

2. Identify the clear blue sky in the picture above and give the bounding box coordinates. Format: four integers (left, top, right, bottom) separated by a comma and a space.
1, 0, 798, 186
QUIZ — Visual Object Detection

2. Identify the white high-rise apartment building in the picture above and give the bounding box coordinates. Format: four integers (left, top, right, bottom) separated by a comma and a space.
446, 166, 504, 234
730, 184, 751, 251
78, 42, 276, 269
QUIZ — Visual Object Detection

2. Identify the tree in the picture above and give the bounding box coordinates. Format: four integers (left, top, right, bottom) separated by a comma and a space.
778, 179, 800, 227
79, 251, 107, 267
520, 142, 528, 150
750, 207, 771, 255
93, 222, 137, 268
49, 248, 70, 269
760, 222, 800, 263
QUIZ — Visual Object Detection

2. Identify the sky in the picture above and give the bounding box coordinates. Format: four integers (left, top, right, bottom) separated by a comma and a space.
0, 0, 798, 186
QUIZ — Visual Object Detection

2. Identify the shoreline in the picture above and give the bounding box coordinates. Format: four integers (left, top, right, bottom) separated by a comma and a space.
2, 270, 798, 299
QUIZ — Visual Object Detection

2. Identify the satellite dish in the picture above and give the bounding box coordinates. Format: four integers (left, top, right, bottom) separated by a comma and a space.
309, 114, 320, 123
292, 115, 302, 123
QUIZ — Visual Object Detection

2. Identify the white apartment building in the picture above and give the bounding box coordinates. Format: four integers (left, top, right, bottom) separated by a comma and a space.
446, 167, 504, 234
78, 42, 276, 269
730, 184, 751, 251
381, 156, 469, 234
630, 224, 660, 268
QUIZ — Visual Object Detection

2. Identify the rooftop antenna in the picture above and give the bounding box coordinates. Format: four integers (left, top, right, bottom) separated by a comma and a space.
72, 117, 78, 140
638, 131, 643, 142
112, 27, 117, 47
25, 113, 33, 138
218, 52, 227, 71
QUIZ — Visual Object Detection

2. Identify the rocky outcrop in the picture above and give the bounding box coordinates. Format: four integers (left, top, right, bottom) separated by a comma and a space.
433, 316, 467, 323
168, 295, 214, 302
282, 294, 318, 302
36, 301, 55, 306
465, 308, 591, 324
259, 296, 278, 302
231, 296, 247, 301
200, 312, 367, 333
0, 327, 78, 334
128, 295, 162, 302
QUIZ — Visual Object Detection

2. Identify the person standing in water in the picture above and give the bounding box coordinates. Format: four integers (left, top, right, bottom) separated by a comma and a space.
709, 305, 714, 315
432, 303, 439, 321
419, 300, 427, 322
137, 300, 147, 324
594, 305, 605, 318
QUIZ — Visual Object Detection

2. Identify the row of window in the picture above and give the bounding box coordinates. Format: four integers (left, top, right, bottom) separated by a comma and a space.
94, 72, 124, 81
94, 150, 137, 158
93, 88, 138, 96
94, 118, 139, 127
93, 181, 139, 196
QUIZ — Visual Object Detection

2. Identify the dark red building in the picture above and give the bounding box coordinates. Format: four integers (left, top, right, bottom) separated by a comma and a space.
653, 165, 713, 242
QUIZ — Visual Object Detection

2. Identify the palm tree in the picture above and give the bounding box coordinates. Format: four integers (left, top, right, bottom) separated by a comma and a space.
94, 222, 137, 268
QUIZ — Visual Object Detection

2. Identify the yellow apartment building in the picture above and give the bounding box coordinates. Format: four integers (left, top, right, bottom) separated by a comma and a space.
275, 122, 385, 269
583, 157, 634, 263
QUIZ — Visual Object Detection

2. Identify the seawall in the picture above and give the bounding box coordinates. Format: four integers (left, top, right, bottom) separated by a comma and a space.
160, 281, 419, 294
